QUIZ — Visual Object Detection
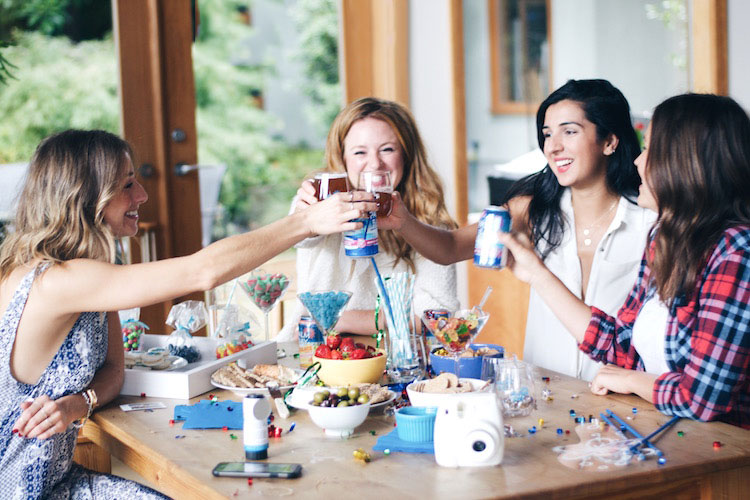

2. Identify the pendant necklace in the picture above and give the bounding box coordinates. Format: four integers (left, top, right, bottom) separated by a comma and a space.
578, 201, 617, 247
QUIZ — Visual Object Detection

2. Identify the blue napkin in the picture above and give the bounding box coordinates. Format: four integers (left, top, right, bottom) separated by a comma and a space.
174, 400, 243, 429
373, 428, 434, 454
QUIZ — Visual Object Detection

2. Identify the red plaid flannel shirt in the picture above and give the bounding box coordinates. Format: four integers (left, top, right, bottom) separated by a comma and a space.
579, 226, 750, 428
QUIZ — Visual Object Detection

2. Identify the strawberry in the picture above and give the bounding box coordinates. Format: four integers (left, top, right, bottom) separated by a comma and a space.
330, 349, 344, 360
326, 334, 342, 350
314, 345, 332, 359
355, 342, 367, 350
340, 338, 356, 353
349, 348, 368, 360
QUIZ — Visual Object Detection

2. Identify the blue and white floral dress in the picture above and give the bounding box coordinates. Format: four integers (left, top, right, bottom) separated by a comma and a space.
0, 265, 168, 499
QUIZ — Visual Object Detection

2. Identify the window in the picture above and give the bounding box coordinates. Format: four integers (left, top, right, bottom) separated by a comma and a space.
488, 0, 552, 114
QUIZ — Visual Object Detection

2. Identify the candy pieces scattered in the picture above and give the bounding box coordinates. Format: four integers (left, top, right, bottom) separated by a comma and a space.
353, 448, 371, 463
383, 449, 391, 455
713, 441, 722, 449
657, 457, 667, 465
677, 431, 684, 437
298, 291, 351, 331
230, 434, 237, 440
541, 388, 553, 401
242, 273, 290, 311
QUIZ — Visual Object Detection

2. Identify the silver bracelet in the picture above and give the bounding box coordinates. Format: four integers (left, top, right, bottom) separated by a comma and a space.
72, 389, 96, 429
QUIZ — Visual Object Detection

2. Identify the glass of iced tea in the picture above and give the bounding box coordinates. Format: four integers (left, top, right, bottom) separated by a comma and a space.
357, 171, 393, 216
312, 172, 350, 200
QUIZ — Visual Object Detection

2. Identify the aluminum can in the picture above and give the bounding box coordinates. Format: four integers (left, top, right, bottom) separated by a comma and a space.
243, 394, 271, 460
343, 212, 379, 258
474, 206, 512, 268
298, 315, 323, 368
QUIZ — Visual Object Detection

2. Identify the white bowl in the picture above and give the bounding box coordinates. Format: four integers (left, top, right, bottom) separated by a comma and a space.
406, 378, 491, 407
306, 402, 371, 438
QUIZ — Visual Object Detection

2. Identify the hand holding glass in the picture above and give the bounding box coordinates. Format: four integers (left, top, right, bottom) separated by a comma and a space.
357, 171, 392, 216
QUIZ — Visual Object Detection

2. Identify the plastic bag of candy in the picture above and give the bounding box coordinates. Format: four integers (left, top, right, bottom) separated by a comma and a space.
118, 308, 149, 352
216, 321, 256, 358
165, 300, 207, 363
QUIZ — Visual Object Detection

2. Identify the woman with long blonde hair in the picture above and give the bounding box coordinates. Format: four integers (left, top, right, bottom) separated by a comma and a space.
278, 97, 459, 340
0, 129, 371, 497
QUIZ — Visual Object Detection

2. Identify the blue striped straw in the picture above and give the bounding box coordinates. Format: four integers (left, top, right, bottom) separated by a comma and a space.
370, 258, 396, 328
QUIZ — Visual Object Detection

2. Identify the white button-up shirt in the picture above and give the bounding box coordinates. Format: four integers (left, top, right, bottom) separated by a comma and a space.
523, 189, 657, 380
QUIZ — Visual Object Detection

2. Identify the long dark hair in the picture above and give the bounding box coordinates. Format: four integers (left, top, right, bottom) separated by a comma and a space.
502, 79, 641, 259
648, 94, 750, 304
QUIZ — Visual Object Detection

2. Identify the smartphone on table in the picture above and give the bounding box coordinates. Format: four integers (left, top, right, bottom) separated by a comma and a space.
212, 462, 302, 479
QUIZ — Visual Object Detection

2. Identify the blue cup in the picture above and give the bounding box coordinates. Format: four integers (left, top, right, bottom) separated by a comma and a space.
395, 406, 437, 442
429, 343, 504, 379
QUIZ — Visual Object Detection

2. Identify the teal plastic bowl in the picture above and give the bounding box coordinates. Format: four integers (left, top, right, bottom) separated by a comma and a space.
395, 406, 437, 443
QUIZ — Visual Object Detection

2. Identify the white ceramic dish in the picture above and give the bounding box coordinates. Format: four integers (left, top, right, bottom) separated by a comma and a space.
209, 366, 303, 398
127, 355, 188, 371
209, 380, 296, 398
287, 386, 397, 412
406, 378, 491, 407
306, 402, 371, 438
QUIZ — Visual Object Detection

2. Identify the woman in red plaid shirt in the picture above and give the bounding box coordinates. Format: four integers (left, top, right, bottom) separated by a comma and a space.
502, 93, 750, 428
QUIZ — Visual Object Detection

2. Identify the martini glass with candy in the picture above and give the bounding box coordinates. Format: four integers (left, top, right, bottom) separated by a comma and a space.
297, 290, 353, 340
240, 269, 291, 342
421, 307, 489, 379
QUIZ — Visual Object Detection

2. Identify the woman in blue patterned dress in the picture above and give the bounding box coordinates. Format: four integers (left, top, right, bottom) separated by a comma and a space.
0, 130, 372, 498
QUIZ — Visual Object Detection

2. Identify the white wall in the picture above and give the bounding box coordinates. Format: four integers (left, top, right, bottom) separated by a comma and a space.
728, 0, 750, 113
409, 0, 468, 308
464, 0, 689, 168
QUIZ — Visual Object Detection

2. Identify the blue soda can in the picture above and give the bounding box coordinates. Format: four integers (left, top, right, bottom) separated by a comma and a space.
343, 212, 379, 258
474, 206, 512, 268
298, 315, 324, 368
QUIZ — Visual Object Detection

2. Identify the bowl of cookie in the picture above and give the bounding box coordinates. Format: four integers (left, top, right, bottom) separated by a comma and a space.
406, 373, 491, 408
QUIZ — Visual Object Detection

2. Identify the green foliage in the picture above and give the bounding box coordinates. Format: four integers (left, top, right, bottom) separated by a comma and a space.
288, 0, 341, 136
0, 32, 119, 162
0, 0, 334, 240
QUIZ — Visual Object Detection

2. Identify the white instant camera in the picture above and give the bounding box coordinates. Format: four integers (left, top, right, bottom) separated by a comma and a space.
433, 391, 504, 467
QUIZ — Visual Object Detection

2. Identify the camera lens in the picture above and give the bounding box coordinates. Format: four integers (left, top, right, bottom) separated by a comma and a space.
472, 440, 486, 452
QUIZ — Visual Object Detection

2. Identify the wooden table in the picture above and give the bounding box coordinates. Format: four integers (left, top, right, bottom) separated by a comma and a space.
82, 345, 750, 499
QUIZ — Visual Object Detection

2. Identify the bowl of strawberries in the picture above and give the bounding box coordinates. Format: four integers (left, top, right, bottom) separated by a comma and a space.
313, 334, 386, 385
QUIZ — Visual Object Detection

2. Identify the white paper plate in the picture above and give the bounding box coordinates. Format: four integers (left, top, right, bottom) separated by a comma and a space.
287, 386, 397, 411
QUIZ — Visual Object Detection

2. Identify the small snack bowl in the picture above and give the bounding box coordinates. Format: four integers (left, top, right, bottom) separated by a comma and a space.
306, 402, 371, 438
429, 343, 504, 379
395, 406, 437, 443
313, 349, 387, 385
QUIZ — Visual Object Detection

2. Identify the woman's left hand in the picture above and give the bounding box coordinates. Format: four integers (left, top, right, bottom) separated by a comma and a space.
12, 395, 75, 439
589, 364, 634, 395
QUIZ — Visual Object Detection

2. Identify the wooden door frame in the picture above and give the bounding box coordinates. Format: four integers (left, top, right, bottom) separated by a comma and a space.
113, 0, 202, 330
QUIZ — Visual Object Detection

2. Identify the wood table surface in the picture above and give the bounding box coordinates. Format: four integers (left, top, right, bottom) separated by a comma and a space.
83, 343, 750, 499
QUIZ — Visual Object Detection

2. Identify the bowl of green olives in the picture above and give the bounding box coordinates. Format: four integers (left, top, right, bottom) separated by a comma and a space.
306, 387, 371, 438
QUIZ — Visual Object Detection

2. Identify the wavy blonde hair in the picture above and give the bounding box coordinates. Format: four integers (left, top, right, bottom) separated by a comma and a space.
321, 97, 457, 271
0, 130, 132, 281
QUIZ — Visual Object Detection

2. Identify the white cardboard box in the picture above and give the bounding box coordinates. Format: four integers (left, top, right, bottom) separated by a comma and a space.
121, 334, 277, 399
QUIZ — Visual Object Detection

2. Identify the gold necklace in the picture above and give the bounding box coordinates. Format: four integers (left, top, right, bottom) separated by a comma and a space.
578, 201, 617, 247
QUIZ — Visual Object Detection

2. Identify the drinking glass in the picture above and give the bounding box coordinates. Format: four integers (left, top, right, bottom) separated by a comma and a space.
421, 308, 489, 379
494, 357, 538, 418
357, 171, 393, 216
239, 269, 291, 342
312, 172, 350, 200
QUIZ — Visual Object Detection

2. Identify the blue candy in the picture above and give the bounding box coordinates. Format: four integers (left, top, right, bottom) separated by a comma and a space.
298, 291, 351, 331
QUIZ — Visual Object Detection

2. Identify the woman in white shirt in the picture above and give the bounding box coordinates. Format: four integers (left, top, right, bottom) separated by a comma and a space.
382, 79, 655, 380
277, 97, 460, 341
